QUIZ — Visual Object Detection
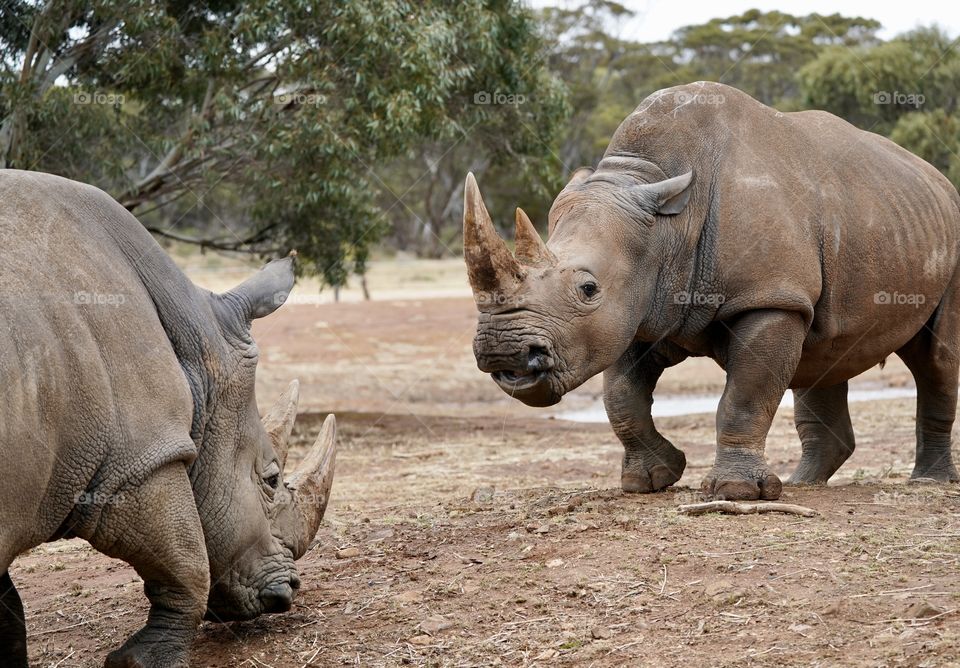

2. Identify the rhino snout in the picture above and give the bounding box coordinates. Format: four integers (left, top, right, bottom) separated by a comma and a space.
259, 577, 298, 614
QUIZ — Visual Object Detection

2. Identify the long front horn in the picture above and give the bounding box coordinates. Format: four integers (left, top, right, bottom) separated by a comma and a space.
286, 414, 337, 559
262, 379, 299, 468
463, 173, 523, 298
514, 207, 555, 267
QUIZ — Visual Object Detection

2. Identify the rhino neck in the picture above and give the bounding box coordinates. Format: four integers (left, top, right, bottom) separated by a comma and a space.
98, 215, 225, 447
601, 156, 712, 341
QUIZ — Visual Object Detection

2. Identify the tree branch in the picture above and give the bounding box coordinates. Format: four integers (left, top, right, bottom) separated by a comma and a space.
143, 223, 281, 253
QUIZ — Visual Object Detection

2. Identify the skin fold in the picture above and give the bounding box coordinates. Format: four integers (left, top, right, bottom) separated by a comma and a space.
0, 170, 337, 667
464, 81, 960, 501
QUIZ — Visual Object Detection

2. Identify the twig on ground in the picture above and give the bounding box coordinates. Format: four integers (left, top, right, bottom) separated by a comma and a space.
678, 501, 818, 517
52, 650, 75, 668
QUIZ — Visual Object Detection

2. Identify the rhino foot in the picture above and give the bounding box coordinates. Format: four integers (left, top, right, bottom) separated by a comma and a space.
910, 464, 960, 484
105, 639, 190, 668
701, 447, 782, 500
621, 441, 685, 493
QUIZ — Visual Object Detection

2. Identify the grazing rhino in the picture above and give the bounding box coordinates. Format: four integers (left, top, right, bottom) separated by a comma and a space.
0, 170, 337, 667
465, 81, 960, 501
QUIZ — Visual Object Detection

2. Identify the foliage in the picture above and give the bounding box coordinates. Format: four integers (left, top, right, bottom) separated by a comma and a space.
0, 0, 566, 283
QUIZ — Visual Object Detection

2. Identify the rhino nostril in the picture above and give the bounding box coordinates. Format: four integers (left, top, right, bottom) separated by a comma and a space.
527, 346, 550, 372
260, 582, 294, 613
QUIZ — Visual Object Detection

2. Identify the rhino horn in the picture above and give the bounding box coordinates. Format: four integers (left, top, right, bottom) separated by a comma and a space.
286, 414, 337, 559
463, 173, 523, 299
262, 379, 299, 468
514, 207, 555, 266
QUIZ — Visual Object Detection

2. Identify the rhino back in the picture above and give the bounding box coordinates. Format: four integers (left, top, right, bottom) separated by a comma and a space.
0, 170, 195, 564
607, 82, 960, 381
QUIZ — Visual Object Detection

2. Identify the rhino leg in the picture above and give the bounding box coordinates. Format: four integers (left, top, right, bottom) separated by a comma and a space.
701, 311, 806, 501
89, 462, 209, 668
788, 382, 855, 484
604, 341, 687, 493
897, 309, 960, 483
0, 571, 28, 668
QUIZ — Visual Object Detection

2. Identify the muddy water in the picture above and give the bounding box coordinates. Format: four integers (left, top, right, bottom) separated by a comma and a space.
557, 384, 918, 422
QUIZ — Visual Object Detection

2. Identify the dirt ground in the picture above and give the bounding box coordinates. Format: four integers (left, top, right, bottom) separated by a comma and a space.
13, 265, 960, 667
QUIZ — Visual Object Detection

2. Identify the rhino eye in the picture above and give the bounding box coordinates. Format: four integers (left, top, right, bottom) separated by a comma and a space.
263, 461, 281, 490
579, 282, 599, 300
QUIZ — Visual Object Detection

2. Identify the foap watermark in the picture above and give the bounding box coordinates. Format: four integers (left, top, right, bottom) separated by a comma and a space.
473, 90, 527, 106
476, 292, 525, 307
73, 91, 125, 106
74, 491, 126, 506
275, 91, 326, 106
873, 91, 924, 108
674, 91, 725, 106
74, 291, 127, 307
674, 290, 725, 306
874, 291, 925, 308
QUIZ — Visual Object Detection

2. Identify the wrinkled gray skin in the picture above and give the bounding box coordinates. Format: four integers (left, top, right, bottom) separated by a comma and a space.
0, 170, 337, 667
466, 82, 960, 501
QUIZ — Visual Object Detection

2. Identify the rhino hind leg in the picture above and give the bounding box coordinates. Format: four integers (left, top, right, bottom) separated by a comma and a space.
88, 462, 210, 668
897, 312, 960, 483
0, 571, 28, 668
788, 382, 856, 484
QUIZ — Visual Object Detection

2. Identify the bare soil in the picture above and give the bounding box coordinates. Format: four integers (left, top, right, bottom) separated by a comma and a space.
14, 291, 960, 667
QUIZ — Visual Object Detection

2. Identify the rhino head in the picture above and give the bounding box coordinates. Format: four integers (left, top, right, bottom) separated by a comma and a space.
189, 257, 337, 622
464, 161, 694, 406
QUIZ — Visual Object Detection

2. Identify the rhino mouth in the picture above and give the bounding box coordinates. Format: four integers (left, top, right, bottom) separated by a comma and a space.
492, 368, 548, 390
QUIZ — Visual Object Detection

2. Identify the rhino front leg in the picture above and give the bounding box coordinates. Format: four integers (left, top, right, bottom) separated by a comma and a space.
88, 461, 209, 668
788, 382, 856, 484
604, 341, 688, 493
702, 310, 806, 500
0, 571, 27, 667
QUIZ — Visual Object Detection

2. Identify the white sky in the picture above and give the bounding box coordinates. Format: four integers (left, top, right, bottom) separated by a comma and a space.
526, 0, 960, 41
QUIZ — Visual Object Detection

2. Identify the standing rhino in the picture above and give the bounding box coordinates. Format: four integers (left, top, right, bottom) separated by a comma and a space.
465, 82, 960, 501
0, 170, 337, 667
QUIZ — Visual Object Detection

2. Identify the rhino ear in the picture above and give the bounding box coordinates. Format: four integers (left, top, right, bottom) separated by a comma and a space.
565, 167, 594, 187
221, 252, 297, 323
645, 171, 694, 216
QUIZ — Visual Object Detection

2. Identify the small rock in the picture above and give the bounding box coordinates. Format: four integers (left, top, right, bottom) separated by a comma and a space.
546, 558, 564, 568
534, 524, 551, 534
336, 547, 361, 559
788, 623, 812, 635
408, 634, 432, 646
366, 528, 394, 543
818, 601, 842, 616
591, 626, 613, 640
392, 590, 423, 605
420, 615, 453, 634
614, 514, 632, 525
904, 600, 944, 619
460, 554, 484, 564
471, 486, 495, 503
533, 649, 559, 661
704, 579, 734, 598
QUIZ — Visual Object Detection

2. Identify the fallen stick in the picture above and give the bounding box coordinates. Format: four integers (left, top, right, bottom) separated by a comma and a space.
678, 501, 818, 517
